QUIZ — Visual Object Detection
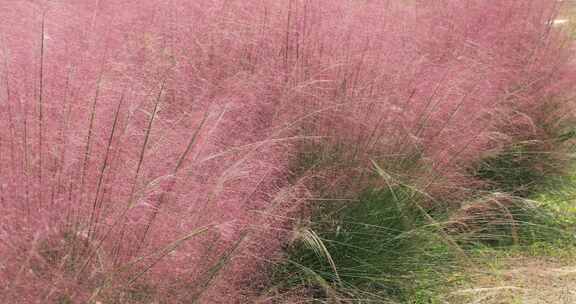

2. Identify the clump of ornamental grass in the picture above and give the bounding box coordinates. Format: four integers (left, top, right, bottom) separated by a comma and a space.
470, 98, 576, 197
262, 0, 576, 299
262, 143, 467, 303
0, 2, 306, 303
263, 178, 465, 303
277, 0, 575, 202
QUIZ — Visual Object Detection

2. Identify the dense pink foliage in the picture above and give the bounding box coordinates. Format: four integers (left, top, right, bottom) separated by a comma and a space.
0, 0, 573, 303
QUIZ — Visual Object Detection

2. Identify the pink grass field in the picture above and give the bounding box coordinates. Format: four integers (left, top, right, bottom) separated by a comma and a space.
0, 1, 574, 303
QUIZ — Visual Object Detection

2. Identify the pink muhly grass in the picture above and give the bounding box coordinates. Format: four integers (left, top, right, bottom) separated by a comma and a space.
0, 1, 300, 303
0, 0, 574, 303
274, 0, 576, 201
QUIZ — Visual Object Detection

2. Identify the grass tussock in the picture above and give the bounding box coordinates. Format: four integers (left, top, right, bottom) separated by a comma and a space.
267, 187, 457, 303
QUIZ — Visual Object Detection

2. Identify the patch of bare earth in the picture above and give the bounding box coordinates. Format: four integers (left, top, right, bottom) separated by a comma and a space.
445, 256, 576, 304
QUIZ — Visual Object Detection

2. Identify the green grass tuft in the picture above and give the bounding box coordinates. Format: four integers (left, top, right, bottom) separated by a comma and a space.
270, 187, 460, 303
